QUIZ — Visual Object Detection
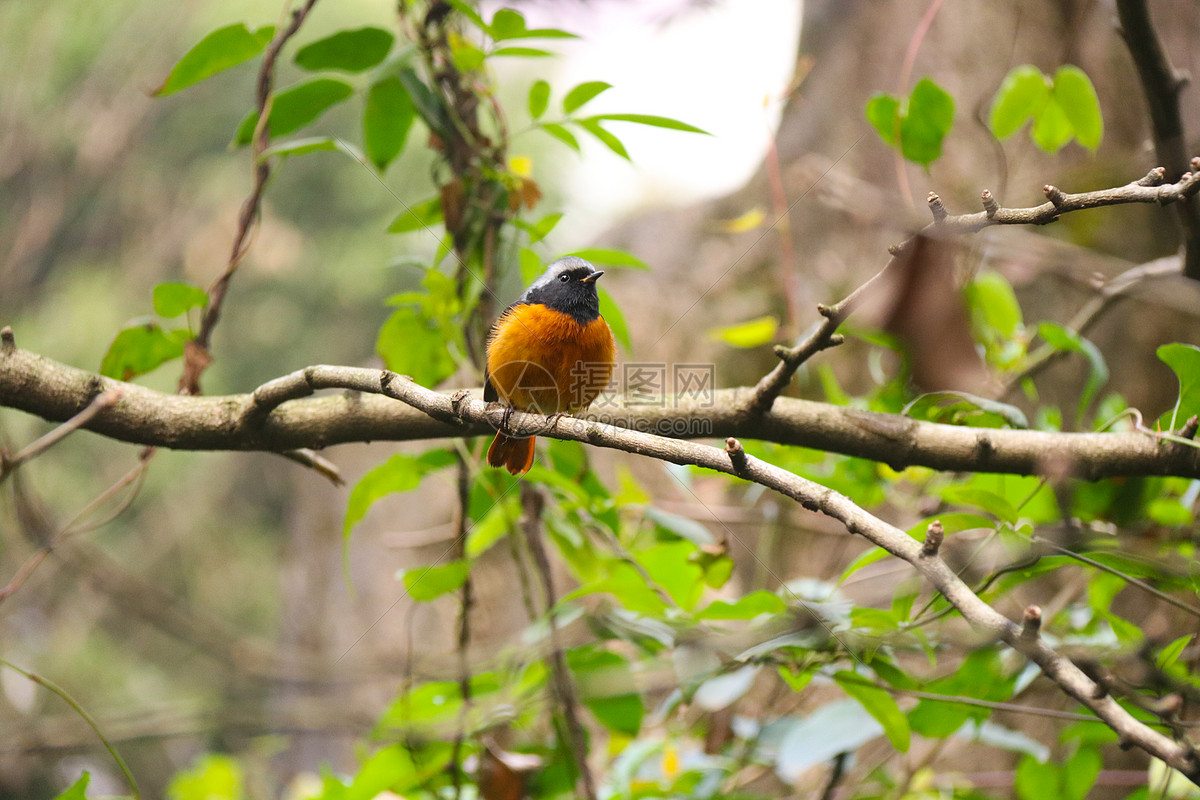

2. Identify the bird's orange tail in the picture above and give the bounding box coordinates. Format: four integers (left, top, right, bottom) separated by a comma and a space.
487, 432, 536, 475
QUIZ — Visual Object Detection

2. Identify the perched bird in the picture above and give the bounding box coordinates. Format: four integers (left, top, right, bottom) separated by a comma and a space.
484, 256, 616, 475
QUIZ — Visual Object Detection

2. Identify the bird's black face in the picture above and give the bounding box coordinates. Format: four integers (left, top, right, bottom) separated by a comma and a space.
522, 258, 605, 324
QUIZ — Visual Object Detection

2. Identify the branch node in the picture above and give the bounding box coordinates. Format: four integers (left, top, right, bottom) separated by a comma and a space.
0, 326, 13, 355
1021, 605, 1042, 640
772, 344, 792, 361
1138, 167, 1167, 187
887, 242, 903, 256
450, 389, 471, 417
920, 520, 944, 557
981, 189, 999, 218
927, 192, 948, 222
816, 303, 834, 319
1044, 185, 1067, 208
1181, 415, 1199, 441
1191, 156, 1200, 174
1118, 736, 1135, 751
725, 437, 747, 473
828, 333, 845, 347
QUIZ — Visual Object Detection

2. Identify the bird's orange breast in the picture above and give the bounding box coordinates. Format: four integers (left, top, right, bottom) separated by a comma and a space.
486, 304, 615, 415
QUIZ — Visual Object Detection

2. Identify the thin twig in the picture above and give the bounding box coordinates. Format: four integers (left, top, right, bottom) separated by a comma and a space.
451, 452, 473, 800
0, 389, 122, 482
1, 660, 140, 799
183, 0, 321, 395
748, 166, 1200, 413
519, 484, 597, 800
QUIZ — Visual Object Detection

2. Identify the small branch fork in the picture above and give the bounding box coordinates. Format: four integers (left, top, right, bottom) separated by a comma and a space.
748, 164, 1200, 414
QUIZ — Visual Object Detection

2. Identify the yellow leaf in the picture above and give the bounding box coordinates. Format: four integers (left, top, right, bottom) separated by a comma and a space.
715, 208, 765, 233
508, 154, 533, 177
707, 316, 778, 348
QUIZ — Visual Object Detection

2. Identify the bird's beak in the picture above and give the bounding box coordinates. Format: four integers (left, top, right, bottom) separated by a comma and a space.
580, 270, 604, 284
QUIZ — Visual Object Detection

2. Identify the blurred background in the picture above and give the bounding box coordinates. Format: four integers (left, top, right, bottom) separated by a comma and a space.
3, 0, 1200, 796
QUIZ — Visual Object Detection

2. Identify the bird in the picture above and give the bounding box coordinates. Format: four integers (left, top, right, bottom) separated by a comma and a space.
484, 256, 616, 475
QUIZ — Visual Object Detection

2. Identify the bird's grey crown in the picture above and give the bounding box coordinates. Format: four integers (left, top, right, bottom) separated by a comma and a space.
521, 256, 598, 299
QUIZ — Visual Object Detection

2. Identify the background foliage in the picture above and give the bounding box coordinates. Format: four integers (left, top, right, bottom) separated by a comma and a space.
4, 1, 1200, 799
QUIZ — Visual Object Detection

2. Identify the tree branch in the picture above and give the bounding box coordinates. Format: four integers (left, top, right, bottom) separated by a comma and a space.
3, 344, 1199, 480
749, 166, 1200, 412
5, 346, 1200, 776
1115, 0, 1200, 280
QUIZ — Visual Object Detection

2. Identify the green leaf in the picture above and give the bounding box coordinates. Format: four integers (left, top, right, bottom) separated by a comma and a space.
490, 8, 527, 40
364, 76, 416, 170
294, 27, 394, 73
489, 8, 577, 41
899, 77, 955, 167
940, 486, 1018, 523
100, 321, 188, 380
52, 773, 90, 800
527, 212, 562, 243
343, 453, 429, 538
1157, 343, 1200, 430
396, 67, 448, 136
908, 698, 971, 738
1053, 66, 1103, 150
562, 247, 648, 270
834, 671, 910, 752
1015, 754, 1059, 800
1157, 634, 1192, 670
259, 136, 364, 161
168, 754, 243, 800
519, 247, 544, 284
586, 113, 710, 135
347, 744, 419, 800
1038, 322, 1109, 418
152, 282, 207, 318
707, 316, 778, 348
375, 304, 457, 387
443, 0, 487, 31
989, 65, 1049, 139
638, 541, 705, 610
577, 119, 629, 159
562, 81, 612, 114
539, 122, 580, 152
528, 79, 550, 119
400, 560, 469, 602
967, 270, 1023, 338
567, 647, 643, 736
156, 23, 275, 96
492, 46, 554, 57
698, 590, 787, 620
865, 93, 900, 145
1031, 95, 1073, 153
387, 197, 444, 234
1063, 746, 1102, 800
598, 287, 631, 351
234, 77, 355, 145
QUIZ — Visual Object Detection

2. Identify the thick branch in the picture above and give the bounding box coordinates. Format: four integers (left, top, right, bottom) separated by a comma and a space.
3, 347, 1199, 480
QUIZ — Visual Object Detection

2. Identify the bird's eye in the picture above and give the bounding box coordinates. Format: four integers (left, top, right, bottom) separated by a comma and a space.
559, 273, 570, 283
